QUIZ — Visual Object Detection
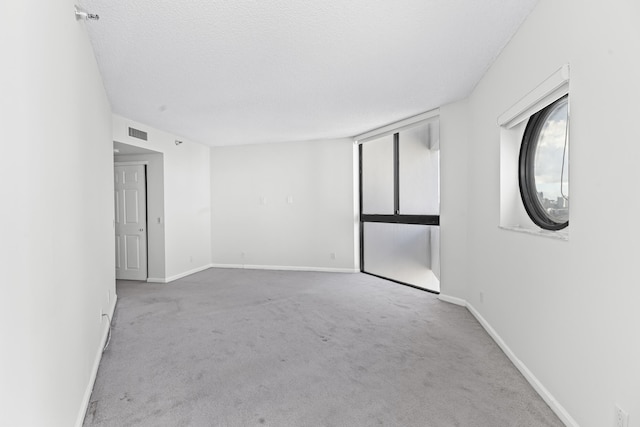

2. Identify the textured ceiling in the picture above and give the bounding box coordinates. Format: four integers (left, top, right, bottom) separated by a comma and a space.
81, 0, 538, 146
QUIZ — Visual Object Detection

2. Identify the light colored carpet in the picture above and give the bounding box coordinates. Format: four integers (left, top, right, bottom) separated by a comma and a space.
84, 268, 563, 426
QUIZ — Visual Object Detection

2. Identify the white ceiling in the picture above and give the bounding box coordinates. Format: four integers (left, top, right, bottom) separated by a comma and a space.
81, 0, 538, 147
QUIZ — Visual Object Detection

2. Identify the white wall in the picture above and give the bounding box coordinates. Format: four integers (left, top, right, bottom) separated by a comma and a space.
0, 1, 115, 426
439, 100, 470, 299
112, 115, 212, 281
439, 0, 640, 426
114, 152, 166, 280
210, 139, 358, 272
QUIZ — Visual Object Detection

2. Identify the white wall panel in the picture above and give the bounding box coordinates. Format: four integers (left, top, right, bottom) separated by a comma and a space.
0, 1, 115, 425
439, 0, 640, 425
210, 139, 357, 271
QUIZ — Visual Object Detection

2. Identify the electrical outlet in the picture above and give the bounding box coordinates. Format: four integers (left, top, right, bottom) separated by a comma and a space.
615, 404, 629, 427
479, 292, 484, 303
330, 252, 336, 260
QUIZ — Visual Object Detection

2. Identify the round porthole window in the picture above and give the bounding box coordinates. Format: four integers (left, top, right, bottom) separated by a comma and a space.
519, 95, 569, 230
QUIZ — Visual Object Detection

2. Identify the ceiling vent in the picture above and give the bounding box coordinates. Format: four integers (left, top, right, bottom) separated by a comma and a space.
128, 127, 148, 141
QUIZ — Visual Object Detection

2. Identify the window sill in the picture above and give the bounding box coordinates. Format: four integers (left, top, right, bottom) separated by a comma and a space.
499, 225, 569, 241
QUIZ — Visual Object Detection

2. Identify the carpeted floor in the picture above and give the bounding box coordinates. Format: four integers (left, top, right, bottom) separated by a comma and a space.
84, 268, 563, 426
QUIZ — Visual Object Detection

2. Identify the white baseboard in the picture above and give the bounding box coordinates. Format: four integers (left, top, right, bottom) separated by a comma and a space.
147, 263, 214, 283
439, 296, 577, 427
210, 263, 359, 274
438, 294, 467, 307
75, 294, 118, 427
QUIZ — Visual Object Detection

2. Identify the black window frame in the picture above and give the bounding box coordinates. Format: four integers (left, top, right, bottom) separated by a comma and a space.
518, 94, 569, 231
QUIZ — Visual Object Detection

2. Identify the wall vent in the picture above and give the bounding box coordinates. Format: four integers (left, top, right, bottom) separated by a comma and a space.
128, 127, 148, 141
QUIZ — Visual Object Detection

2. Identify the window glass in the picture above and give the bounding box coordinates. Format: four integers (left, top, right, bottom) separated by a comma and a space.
520, 95, 569, 230
533, 98, 569, 223
399, 120, 440, 215
363, 222, 439, 292
362, 134, 394, 214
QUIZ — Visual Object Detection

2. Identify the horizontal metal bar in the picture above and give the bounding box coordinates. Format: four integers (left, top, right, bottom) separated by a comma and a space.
361, 214, 439, 226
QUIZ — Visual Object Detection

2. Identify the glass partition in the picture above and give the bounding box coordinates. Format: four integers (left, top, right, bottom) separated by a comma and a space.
359, 118, 440, 293
362, 134, 395, 214
399, 121, 440, 215
363, 223, 439, 292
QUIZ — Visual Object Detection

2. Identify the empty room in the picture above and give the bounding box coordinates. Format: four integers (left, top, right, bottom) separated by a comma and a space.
2, 0, 639, 426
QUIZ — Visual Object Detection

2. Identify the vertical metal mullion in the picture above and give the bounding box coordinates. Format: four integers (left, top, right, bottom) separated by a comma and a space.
393, 133, 400, 215
358, 143, 364, 272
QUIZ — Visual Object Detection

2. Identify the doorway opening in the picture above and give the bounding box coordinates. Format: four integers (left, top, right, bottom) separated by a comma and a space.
113, 142, 166, 282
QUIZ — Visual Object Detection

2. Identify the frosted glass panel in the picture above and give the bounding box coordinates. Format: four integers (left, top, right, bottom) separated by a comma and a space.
399, 121, 440, 215
430, 226, 440, 281
362, 134, 394, 214
363, 222, 440, 292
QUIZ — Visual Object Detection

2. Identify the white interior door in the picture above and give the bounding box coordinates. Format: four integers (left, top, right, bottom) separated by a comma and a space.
114, 164, 148, 280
